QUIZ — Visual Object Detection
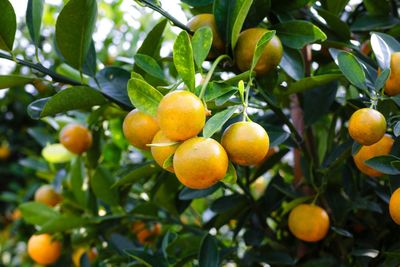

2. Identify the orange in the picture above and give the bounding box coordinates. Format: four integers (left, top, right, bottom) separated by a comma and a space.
234, 28, 283, 76
348, 108, 386, 146
187, 14, 225, 58
389, 188, 400, 224
151, 130, 178, 172
221, 122, 269, 166
34, 185, 62, 207
131, 222, 162, 245
384, 52, 400, 96
72, 247, 97, 266
353, 134, 394, 177
0, 145, 10, 160
173, 137, 228, 189
157, 91, 206, 141
60, 124, 93, 154
288, 204, 330, 242
10, 209, 22, 221
27, 234, 62, 265
123, 109, 159, 150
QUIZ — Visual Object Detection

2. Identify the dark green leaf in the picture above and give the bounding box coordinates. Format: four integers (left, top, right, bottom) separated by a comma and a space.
274, 20, 327, 49
394, 121, 400, 137
0, 75, 35, 89
280, 47, 304, 81
192, 27, 213, 69
179, 183, 221, 200
91, 166, 119, 206
38, 215, 89, 233
370, 32, 400, 69
351, 249, 379, 258
203, 106, 238, 138
374, 69, 390, 91
134, 54, 165, 80
315, 7, 350, 41
113, 162, 161, 188
365, 155, 400, 175
55, 0, 97, 70
331, 226, 353, 238
351, 15, 400, 32
285, 74, 342, 95
27, 86, 107, 120
0, 0, 16, 52
251, 30, 275, 73
230, 0, 254, 49
243, 0, 270, 29
182, 0, 213, 6
199, 234, 219, 267
337, 52, 367, 90
69, 156, 88, 208
127, 78, 163, 116
322, 0, 349, 15
26, 0, 44, 47
19, 202, 59, 226
173, 31, 195, 92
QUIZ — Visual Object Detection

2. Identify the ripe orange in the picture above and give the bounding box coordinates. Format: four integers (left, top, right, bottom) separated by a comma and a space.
10, 209, 22, 221
131, 222, 162, 245
221, 121, 269, 166
151, 131, 178, 172
353, 134, 394, 177
72, 247, 97, 266
34, 185, 62, 207
60, 124, 93, 154
384, 52, 400, 96
173, 137, 228, 189
123, 109, 159, 150
187, 14, 225, 58
348, 108, 386, 146
288, 204, 330, 242
157, 91, 206, 141
27, 234, 62, 265
0, 145, 10, 160
234, 28, 283, 76
389, 188, 400, 224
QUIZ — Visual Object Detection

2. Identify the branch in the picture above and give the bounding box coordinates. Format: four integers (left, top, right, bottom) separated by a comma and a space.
0, 52, 82, 86
134, 0, 193, 33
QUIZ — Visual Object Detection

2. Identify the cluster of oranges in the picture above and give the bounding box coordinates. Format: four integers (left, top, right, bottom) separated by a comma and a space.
123, 90, 270, 189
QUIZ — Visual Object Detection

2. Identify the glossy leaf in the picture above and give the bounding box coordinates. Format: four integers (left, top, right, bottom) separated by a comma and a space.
134, 53, 165, 80
337, 52, 367, 90
230, 0, 254, 49
370, 32, 400, 69
173, 31, 195, 92
274, 20, 327, 49
26, 0, 43, 47
0, 0, 16, 52
285, 74, 342, 95
69, 156, 88, 208
0, 75, 35, 89
251, 31, 275, 73
365, 155, 400, 175
27, 86, 107, 120
221, 162, 237, 185
374, 68, 390, 91
113, 162, 161, 188
203, 106, 238, 138
179, 183, 222, 200
280, 47, 304, 81
192, 27, 213, 69
199, 234, 219, 267
322, 0, 349, 15
315, 7, 350, 41
55, 0, 97, 70
38, 215, 89, 234
91, 167, 119, 206
127, 78, 163, 116
19, 202, 59, 226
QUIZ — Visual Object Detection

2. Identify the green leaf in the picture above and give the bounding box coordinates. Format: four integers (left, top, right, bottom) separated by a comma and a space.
315, 7, 350, 41
173, 31, 195, 92
274, 20, 327, 49
351, 15, 399, 32
113, 162, 161, 188
55, 0, 97, 70
91, 166, 119, 206
230, 0, 254, 50
163, 154, 174, 169
127, 78, 163, 116
38, 215, 89, 234
134, 54, 165, 80
394, 121, 400, 137
0, 75, 35, 89
203, 106, 238, 138
285, 74, 342, 95
322, 0, 349, 15
0, 0, 16, 52
374, 69, 390, 91
199, 234, 219, 267
221, 162, 237, 185
27, 86, 107, 120
280, 47, 304, 81
351, 249, 379, 258
69, 156, 88, 208
19, 202, 59, 226
26, 0, 44, 47
370, 32, 400, 69
331, 226, 353, 238
251, 30, 275, 73
182, 0, 213, 6
179, 183, 222, 200
337, 52, 367, 90
192, 27, 213, 69
365, 155, 400, 175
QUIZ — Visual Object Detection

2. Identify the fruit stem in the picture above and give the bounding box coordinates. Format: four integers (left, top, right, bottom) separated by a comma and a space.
242, 82, 252, 121
198, 54, 231, 101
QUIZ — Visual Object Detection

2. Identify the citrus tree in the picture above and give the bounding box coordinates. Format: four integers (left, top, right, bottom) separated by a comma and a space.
1, 0, 400, 266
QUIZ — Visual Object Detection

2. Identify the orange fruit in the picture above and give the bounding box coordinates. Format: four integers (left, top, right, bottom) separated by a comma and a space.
187, 14, 225, 58
10, 209, 22, 221
384, 52, 400, 96
173, 137, 228, 189
72, 247, 97, 266
360, 40, 372, 56
34, 185, 62, 207
348, 108, 386, 146
60, 124, 93, 154
234, 28, 283, 76
131, 222, 162, 245
27, 234, 62, 265
0, 145, 10, 160
288, 204, 330, 242
123, 109, 159, 150
353, 134, 394, 177
151, 130, 178, 172
157, 91, 206, 141
221, 121, 269, 166
389, 188, 400, 224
